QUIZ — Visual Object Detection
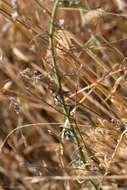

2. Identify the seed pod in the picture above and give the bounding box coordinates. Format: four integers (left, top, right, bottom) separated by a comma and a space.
84, 8, 106, 25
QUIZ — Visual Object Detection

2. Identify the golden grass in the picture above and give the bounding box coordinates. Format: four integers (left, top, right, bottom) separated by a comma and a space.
0, 0, 127, 189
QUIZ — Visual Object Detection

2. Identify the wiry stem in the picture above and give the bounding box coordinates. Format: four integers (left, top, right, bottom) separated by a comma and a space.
49, 0, 86, 165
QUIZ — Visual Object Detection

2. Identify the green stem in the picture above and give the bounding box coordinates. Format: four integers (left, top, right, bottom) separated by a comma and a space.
49, 0, 86, 165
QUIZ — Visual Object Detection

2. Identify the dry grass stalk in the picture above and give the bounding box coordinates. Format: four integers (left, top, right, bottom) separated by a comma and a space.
0, 0, 127, 189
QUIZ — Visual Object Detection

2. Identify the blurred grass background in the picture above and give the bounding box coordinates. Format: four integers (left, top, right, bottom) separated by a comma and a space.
0, 0, 127, 189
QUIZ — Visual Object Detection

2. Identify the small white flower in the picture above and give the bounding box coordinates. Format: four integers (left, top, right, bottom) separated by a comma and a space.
116, 0, 126, 10
29, 45, 36, 52
59, 19, 64, 26
11, 0, 17, 9
12, 11, 18, 20
0, 55, 2, 61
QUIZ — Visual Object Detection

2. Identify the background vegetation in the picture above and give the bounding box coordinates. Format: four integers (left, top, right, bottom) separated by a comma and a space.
0, 0, 127, 189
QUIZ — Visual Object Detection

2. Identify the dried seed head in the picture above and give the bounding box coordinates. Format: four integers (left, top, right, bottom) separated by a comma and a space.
55, 30, 72, 50
84, 8, 106, 25
54, 30, 78, 57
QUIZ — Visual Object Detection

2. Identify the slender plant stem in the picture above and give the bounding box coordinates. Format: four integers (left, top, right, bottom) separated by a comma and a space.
49, 0, 86, 165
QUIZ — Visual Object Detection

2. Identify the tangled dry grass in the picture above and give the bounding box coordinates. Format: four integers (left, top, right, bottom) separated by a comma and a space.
0, 0, 127, 189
